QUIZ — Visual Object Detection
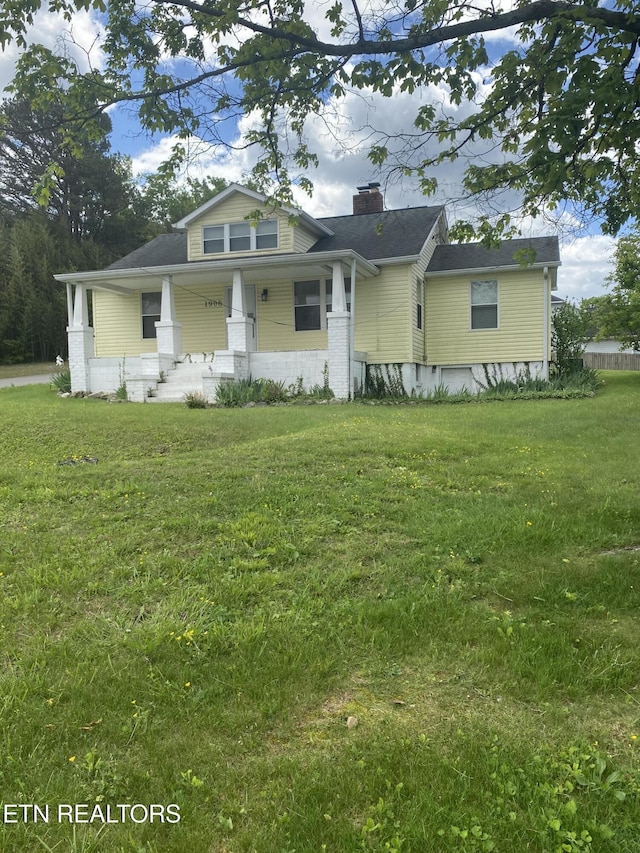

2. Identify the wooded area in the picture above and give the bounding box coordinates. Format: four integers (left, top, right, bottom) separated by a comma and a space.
0, 96, 224, 364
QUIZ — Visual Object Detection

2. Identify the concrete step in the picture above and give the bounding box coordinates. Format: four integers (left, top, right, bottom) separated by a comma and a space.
146, 360, 216, 402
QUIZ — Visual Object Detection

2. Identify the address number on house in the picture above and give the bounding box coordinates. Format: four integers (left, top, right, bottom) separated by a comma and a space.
204, 300, 223, 308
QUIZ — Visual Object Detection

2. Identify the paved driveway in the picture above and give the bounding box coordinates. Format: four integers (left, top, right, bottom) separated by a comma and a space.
0, 374, 53, 389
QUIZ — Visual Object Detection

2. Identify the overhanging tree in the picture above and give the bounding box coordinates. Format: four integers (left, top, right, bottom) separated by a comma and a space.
3, 1, 640, 236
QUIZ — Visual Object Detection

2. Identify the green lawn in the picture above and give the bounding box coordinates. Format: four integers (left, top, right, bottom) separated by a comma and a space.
1, 374, 639, 852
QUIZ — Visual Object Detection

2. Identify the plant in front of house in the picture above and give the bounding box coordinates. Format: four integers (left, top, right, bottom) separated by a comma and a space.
51, 368, 71, 393
364, 364, 408, 399
184, 391, 207, 408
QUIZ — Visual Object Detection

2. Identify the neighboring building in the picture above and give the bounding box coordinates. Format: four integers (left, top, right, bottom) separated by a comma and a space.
54, 183, 560, 401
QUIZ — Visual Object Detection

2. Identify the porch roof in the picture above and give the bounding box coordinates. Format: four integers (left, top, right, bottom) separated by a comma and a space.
54, 248, 379, 294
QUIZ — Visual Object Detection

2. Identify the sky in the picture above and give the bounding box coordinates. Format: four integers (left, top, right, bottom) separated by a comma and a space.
0, 4, 618, 303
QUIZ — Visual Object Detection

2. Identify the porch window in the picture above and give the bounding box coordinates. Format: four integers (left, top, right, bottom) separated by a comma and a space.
471, 280, 498, 329
141, 292, 161, 339
294, 280, 322, 331
294, 278, 351, 331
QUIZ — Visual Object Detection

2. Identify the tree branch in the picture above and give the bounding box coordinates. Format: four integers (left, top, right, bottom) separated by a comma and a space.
152, 0, 640, 53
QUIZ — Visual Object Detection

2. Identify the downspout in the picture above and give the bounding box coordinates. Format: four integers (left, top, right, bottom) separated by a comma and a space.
542, 266, 550, 379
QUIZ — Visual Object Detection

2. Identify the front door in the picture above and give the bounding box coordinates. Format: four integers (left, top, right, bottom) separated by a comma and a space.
226, 284, 257, 351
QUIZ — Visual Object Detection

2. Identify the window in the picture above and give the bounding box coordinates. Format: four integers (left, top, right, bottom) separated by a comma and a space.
416, 278, 423, 330
141, 292, 161, 339
203, 225, 224, 254
202, 219, 279, 254
256, 219, 278, 249
294, 280, 322, 331
294, 278, 351, 331
229, 222, 250, 252
471, 280, 498, 329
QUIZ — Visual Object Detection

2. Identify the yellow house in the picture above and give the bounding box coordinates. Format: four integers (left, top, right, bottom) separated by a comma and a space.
54, 183, 560, 401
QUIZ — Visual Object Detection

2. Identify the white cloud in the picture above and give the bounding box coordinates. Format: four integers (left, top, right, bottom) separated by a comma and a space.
0, 9, 105, 96
556, 235, 615, 302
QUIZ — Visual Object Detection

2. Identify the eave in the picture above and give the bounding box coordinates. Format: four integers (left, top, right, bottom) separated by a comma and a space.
54, 249, 379, 293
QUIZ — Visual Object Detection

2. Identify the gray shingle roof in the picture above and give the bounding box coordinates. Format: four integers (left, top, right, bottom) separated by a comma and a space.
427, 236, 560, 272
107, 232, 188, 270
311, 206, 445, 259
107, 214, 559, 275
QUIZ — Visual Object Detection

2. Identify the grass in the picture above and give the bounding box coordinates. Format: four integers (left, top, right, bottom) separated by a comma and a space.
1, 372, 640, 852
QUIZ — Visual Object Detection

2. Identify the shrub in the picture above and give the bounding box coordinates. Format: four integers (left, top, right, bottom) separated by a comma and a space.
51, 368, 72, 393
260, 379, 289, 403
184, 391, 207, 408
216, 377, 259, 407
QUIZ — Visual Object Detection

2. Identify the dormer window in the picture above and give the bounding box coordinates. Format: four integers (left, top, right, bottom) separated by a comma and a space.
202, 220, 279, 254
203, 225, 224, 254
256, 219, 278, 249
229, 222, 250, 252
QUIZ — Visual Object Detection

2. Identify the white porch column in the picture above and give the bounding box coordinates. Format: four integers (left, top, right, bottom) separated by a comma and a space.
66, 282, 74, 328
226, 268, 252, 352
67, 284, 94, 393
327, 260, 351, 400
155, 276, 182, 357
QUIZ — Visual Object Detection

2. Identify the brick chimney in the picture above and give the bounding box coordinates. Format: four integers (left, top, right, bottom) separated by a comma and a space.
353, 182, 383, 215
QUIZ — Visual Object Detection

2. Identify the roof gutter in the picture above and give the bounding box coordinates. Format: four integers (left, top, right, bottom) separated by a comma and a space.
427, 261, 561, 278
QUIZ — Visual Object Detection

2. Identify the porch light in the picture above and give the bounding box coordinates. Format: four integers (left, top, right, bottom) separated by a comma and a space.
261, 289, 269, 302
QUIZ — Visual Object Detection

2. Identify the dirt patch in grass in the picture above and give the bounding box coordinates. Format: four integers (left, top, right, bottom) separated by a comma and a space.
600, 544, 640, 555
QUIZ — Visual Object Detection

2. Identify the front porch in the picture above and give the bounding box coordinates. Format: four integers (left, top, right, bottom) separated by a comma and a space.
60, 250, 378, 402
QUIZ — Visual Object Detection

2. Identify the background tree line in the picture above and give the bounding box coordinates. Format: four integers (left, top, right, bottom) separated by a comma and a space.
0, 95, 224, 365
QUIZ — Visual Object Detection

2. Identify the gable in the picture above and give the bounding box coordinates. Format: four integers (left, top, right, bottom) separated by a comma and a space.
183, 190, 285, 260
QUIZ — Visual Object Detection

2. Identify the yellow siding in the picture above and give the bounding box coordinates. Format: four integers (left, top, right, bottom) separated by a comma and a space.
354, 265, 413, 363
293, 225, 320, 253
187, 192, 295, 261
257, 279, 324, 351
256, 265, 414, 359
411, 275, 425, 363
94, 262, 421, 363
94, 290, 151, 357
174, 284, 228, 353
425, 271, 546, 364
94, 285, 231, 357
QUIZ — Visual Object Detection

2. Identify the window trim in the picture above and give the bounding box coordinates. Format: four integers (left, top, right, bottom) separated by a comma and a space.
202, 219, 279, 255
470, 279, 499, 330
